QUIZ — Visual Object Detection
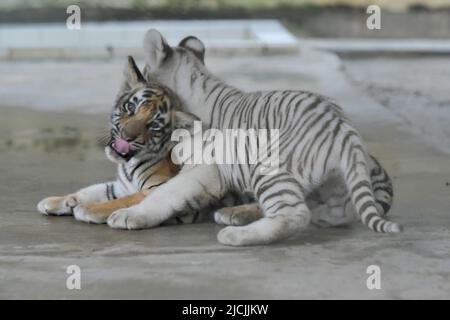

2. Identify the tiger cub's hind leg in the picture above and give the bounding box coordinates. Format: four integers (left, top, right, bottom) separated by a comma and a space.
214, 203, 263, 226
309, 196, 355, 228
218, 172, 311, 246
308, 174, 355, 228
309, 154, 393, 228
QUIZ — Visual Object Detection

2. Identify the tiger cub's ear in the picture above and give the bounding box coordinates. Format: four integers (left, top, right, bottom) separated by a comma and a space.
178, 36, 205, 63
171, 111, 201, 134
120, 56, 146, 93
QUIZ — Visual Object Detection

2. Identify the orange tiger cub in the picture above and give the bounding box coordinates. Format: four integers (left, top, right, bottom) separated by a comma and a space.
37, 56, 196, 224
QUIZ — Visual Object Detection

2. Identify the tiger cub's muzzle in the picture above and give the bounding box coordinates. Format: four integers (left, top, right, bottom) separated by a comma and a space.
107, 114, 158, 162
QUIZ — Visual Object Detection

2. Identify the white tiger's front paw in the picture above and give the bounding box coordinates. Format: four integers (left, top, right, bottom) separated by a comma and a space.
107, 208, 147, 230
37, 196, 77, 216
73, 205, 107, 224
217, 226, 248, 247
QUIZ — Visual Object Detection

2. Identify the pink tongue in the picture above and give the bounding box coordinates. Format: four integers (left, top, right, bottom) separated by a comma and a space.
113, 138, 130, 155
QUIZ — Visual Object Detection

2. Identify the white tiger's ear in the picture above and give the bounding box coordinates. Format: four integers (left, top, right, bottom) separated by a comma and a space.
143, 29, 173, 69
178, 36, 205, 63
172, 111, 200, 133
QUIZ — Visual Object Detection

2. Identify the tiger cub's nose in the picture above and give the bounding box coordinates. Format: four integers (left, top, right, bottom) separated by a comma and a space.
121, 124, 142, 141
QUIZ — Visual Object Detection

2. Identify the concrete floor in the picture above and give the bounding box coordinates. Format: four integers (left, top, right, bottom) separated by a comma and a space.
344, 56, 450, 154
0, 50, 449, 299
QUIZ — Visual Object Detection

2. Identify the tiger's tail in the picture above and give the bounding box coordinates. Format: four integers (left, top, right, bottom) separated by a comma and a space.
368, 154, 394, 217
342, 142, 402, 234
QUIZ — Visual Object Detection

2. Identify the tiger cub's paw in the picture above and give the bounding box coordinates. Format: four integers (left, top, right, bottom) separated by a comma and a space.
73, 204, 109, 224
37, 195, 78, 216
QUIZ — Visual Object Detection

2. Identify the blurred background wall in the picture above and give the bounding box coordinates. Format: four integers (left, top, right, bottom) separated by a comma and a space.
1, 0, 449, 38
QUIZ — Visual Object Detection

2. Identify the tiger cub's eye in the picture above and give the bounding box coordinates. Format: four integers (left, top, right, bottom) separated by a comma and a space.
123, 102, 136, 115
147, 121, 160, 130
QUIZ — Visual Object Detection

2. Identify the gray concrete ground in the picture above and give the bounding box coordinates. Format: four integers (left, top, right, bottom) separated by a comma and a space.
344, 56, 450, 154
0, 49, 449, 299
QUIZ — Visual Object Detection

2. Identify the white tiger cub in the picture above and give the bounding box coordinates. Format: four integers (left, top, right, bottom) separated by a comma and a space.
106, 30, 401, 246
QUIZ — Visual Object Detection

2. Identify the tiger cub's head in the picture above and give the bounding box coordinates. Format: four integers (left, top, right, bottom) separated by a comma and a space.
106, 56, 197, 164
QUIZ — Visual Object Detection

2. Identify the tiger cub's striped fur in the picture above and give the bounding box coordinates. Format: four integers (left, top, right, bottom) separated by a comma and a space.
105, 30, 400, 246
